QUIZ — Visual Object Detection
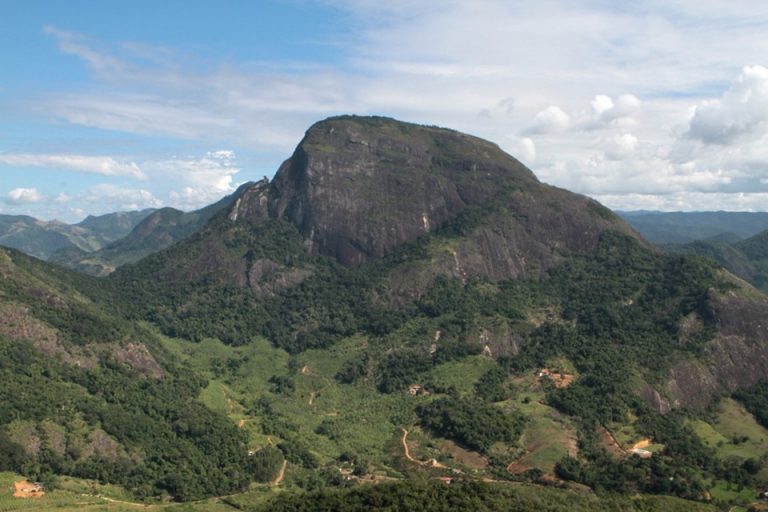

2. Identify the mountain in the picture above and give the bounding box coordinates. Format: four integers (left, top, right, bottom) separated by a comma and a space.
666, 229, 768, 291
618, 210, 768, 244
112, 116, 768, 407
5, 116, 768, 510
0, 209, 155, 260
110, 116, 642, 346
76, 209, 159, 243
50, 186, 245, 275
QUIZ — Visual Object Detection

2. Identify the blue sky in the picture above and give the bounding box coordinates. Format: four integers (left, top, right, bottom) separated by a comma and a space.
3, 1, 768, 221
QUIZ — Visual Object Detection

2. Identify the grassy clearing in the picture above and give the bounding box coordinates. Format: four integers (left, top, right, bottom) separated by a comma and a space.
516, 415, 575, 473
0, 470, 285, 512
611, 422, 641, 449
501, 374, 577, 474
199, 380, 232, 416
271, 340, 418, 465
428, 355, 497, 395
708, 479, 758, 505
691, 398, 768, 461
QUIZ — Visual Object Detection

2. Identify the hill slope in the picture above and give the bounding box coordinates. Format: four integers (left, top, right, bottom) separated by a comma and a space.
0, 247, 258, 501
666, 229, 768, 292
50, 186, 245, 275
0, 210, 154, 260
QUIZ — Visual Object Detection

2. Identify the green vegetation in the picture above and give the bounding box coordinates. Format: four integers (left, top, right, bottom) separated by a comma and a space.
0, 249, 259, 502
257, 479, 716, 512
734, 380, 768, 429
417, 398, 524, 453
7, 116, 768, 511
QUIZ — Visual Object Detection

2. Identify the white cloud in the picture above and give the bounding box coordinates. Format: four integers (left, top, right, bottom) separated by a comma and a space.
590, 94, 642, 127
525, 106, 571, 135
149, 150, 240, 209
512, 137, 536, 162
0, 153, 145, 179
82, 184, 162, 211
688, 65, 768, 144
594, 192, 768, 212
603, 133, 639, 160
6, 188, 46, 205
591, 95, 614, 117
43, 25, 125, 78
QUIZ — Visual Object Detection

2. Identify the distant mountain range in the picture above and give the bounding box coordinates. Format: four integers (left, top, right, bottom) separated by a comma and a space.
618, 210, 768, 244
48, 185, 248, 275
0, 209, 155, 260
0, 187, 244, 276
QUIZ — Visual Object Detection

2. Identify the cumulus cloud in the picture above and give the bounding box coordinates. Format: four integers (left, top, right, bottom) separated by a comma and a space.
82, 184, 162, 211
603, 133, 639, 160
590, 94, 641, 127
688, 65, 768, 145
151, 149, 241, 209
6, 188, 47, 205
0, 153, 145, 179
524, 106, 571, 135
511, 137, 536, 162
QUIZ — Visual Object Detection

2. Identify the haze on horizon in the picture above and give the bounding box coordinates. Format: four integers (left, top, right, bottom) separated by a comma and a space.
3, 0, 768, 222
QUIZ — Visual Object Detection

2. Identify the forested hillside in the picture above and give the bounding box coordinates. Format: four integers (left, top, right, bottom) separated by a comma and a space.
4, 117, 768, 511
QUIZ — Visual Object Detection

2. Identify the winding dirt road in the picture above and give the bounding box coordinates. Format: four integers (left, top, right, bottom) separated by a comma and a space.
273, 459, 288, 486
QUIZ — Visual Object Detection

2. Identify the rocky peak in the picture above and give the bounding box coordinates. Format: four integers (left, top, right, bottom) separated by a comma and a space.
267, 116, 540, 265
227, 178, 270, 224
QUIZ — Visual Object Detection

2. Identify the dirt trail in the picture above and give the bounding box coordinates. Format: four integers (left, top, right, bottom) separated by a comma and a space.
506, 459, 532, 474
599, 426, 627, 456
98, 496, 151, 507
401, 429, 417, 462
600, 427, 654, 457
400, 429, 447, 468
273, 459, 288, 486
537, 368, 574, 388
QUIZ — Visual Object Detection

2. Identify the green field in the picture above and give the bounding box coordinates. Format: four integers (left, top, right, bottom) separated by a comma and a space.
500, 374, 578, 474
691, 398, 768, 460
429, 356, 497, 395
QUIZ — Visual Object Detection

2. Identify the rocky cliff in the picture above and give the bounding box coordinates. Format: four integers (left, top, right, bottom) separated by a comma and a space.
224, 115, 641, 279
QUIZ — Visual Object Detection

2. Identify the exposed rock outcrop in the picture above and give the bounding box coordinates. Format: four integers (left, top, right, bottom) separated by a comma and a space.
269, 116, 542, 265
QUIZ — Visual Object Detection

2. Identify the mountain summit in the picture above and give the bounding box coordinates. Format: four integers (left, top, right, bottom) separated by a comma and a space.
228, 115, 640, 275
268, 116, 540, 265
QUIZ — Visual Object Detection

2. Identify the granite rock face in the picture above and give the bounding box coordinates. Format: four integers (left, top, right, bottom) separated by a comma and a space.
268, 116, 543, 265
664, 291, 768, 408
228, 116, 637, 276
